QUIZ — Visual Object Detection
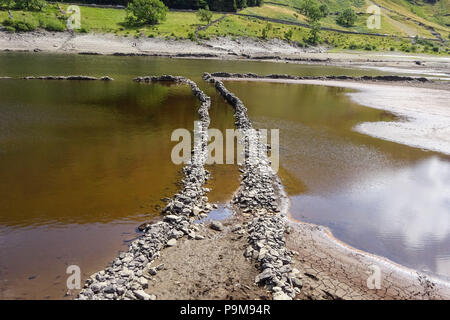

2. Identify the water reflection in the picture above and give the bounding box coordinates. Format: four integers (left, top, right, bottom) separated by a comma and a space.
226, 80, 450, 279
292, 157, 450, 278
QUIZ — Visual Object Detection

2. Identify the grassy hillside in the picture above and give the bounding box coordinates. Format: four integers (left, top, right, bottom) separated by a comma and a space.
200, 14, 447, 53
0, 2, 448, 54
247, 1, 449, 39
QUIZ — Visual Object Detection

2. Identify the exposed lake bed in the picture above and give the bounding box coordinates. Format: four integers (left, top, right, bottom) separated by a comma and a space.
0, 52, 449, 299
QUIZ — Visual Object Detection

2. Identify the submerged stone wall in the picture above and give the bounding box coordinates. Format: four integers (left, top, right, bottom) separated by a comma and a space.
207, 72, 430, 82
23, 75, 114, 81
77, 76, 212, 300
203, 72, 300, 300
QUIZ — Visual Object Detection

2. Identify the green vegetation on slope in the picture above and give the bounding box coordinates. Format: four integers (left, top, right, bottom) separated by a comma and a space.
202, 14, 448, 53
0, 2, 448, 54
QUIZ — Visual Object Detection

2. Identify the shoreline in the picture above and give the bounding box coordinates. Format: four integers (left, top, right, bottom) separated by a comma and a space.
211, 73, 450, 155
1, 31, 449, 79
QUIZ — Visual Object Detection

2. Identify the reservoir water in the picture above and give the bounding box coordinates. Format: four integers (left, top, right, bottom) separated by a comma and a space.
0, 52, 448, 299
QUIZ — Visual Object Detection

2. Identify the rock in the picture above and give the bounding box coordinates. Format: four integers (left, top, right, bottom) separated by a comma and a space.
103, 285, 116, 294
255, 269, 273, 284
231, 225, 242, 232
193, 206, 202, 215
134, 290, 152, 300
194, 234, 205, 240
164, 215, 180, 223
149, 268, 157, 276
188, 230, 196, 239
166, 238, 177, 247
116, 287, 125, 295
273, 291, 292, 300
138, 277, 148, 288
291, 277, 303, 289
210, 221, 224, 231
169, 229, 184, 239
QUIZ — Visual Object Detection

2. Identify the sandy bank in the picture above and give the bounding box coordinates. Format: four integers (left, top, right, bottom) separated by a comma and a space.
218, 77, 450, 155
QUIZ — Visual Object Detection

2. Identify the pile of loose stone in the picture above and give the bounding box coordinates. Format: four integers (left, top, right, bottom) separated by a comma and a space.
246, 216, 302, 300
207, 72, 429, 82
23, 75, 114, 81
203, 72, 279, 213
204, 72, 297, 300
76, 76, 211, 300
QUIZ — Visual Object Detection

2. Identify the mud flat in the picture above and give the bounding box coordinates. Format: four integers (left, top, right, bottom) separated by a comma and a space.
209, 72, 450, 155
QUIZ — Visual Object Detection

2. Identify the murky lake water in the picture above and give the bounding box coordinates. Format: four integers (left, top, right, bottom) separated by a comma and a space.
0, 52, 448, 299
224, 80, 450, 280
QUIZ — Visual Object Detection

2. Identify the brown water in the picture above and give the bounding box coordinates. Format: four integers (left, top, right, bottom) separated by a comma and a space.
1, 52, 447, 299
224, 80, 450, 280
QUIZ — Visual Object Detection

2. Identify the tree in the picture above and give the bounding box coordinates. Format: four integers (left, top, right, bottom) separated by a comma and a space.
300, 0, 324, 23
14, 0, 47, 11
197, 7, 213, 24
319, 4, 328, 17
299, 0, 324, 45
307, 20, 320, 44
336, 8, 357, 27
126, 0, 168, 25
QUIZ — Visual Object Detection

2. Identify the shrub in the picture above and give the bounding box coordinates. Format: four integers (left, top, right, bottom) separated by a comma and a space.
0, 0, 15, 9
39, 17, 65, 32
3, 17, 38, 31
126, 0, 168, 26
197, 7, 213, 25
261, 22, 272, 39
284, 29, 293, 42
336, 8, 357, 27
14, 0, 47, 11
4, 25, 15, 32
